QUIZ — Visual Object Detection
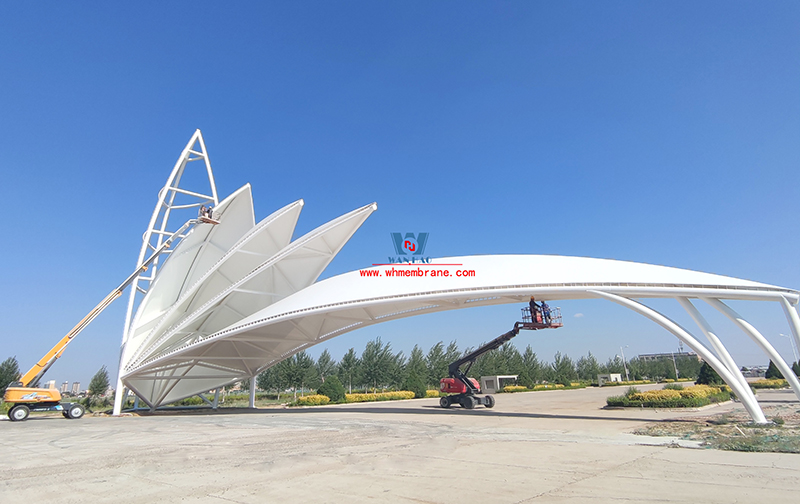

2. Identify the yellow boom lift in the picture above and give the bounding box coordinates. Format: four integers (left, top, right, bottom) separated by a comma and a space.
4, 216, 216, 421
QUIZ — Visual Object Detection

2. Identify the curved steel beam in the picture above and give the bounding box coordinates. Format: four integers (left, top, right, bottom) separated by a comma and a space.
678, 298, 761, 417
704, 298, 800, 402
590, 290, 768, 424
780, 296, 800, 366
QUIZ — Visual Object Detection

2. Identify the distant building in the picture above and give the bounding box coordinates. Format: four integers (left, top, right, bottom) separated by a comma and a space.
72, 382, 81, 395
60, 381, 69, 393
597, 374, 622, 386
480, 375, 518, 394
43, 379, 56, 389
741, 366, 767, 378
637, 351, 700, 362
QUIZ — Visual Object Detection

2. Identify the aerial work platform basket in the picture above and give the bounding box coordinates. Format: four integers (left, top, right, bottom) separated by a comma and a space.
520, 306, 563, 329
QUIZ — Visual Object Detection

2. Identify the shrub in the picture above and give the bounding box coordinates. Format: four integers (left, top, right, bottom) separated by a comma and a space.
751, 379, 788, 389
296, 395, 330, 406
625, 386, 640, 398
175, 396, 205, 406
503, 385, 528, 393
663, 383, 684, 391
345, 391, 415, 403
317, 376, 346, 402
607, 385, 730, 408
425, 390, 441, 398
532, 384, 565, 390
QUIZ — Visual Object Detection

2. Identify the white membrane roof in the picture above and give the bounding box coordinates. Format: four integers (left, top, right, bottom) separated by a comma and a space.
122, 250, 798, 407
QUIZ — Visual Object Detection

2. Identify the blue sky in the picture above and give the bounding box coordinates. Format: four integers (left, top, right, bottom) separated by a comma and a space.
1, 2, 798, 388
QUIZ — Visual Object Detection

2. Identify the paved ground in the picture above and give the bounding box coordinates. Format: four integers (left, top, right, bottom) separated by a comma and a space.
2, 386, 799, 503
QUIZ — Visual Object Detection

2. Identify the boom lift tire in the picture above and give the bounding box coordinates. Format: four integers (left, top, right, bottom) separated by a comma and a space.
439, 397, 451, 408
66, 404, 85, 419
9, 404, 30, 422
484, 395, 495, 408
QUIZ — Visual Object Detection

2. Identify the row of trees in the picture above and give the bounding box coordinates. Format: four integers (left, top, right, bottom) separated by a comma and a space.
252, 337, 710, 398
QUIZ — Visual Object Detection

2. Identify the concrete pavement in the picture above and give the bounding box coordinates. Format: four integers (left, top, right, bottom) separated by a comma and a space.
2, 385, 798, 503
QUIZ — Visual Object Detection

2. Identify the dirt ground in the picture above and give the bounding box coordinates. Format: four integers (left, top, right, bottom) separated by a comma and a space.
634, 399, 800, 453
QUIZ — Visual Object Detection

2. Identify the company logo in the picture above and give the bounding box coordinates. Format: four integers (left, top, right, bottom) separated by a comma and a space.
389, 232, 431, 263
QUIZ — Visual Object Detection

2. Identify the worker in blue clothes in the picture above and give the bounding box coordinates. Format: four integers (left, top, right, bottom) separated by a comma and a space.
541, 300, 551, 325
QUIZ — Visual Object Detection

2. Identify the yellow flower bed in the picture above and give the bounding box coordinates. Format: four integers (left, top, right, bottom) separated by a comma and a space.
678, 385, 721, 399
345, 391, 415, 403
631, 385, 722, 402
502, 385, 528, 393
532, 384, 565, 390
425, 390, 441, 398
751, 379, 788, 389
296, 394, 330, 406
630, 389, 681, 401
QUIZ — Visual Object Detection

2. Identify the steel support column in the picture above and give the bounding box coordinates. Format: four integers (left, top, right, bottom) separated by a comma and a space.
590, 291, 768, 423
780, 296, 800, 367
705, 298, 800, 402
249, 376, 257, 408
678, 297, 762, 418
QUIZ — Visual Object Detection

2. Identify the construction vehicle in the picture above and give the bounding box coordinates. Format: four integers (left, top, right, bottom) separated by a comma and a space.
439, 304, 562, 409
3, 216, 215, 422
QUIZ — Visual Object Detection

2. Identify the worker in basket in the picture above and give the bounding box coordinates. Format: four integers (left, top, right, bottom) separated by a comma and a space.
529, 296, 542, 324
199, 204, 214, 220
541, 300, 551, 325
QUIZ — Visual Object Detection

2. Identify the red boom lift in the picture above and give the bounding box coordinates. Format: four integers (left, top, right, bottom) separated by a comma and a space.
439, 305, 562, 409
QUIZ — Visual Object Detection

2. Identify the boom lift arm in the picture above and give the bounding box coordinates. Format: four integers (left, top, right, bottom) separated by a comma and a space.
439, 305, 562, 409
4, 217, 213, 422
447, 323, 522, 397
19, 218, 202, 388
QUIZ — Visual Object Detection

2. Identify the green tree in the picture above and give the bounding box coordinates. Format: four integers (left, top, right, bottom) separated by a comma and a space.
317, 375, 346, 402
765, 360, 783, 379
696, 362, 725, 385
519, 346, 543, 387
793, 360, 800, 377
576, 352, 601, 382
279, 352, 316, 399
88, 365, 110, 397
316, 349, 336, 383
676, 355, 702, 380
601, 356, 625, 375
403, 372, 427, 398
0, 356, 20, 394
551, 352, 577, 385
337, 348, 360, 393
257, 367, 285, 399
387, 350, 407, 390
404, 345, 428, 397
361, 337, 393, 391
425, 341, 449, 388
